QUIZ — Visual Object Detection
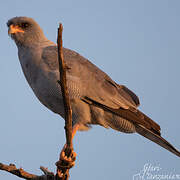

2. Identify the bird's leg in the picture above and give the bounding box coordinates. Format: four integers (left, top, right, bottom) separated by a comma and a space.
59, 145, 76, 167
56, 124, 79, 170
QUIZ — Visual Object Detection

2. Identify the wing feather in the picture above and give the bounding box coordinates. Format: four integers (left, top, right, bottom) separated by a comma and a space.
42, 46, 140, 110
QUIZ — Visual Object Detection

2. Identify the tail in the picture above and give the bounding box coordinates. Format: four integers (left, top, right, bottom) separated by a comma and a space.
82, 96, 180, 158
135, 124, 180, 157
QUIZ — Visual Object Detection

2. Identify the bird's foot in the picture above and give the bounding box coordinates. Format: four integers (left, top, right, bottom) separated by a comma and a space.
56, 144, 76, 170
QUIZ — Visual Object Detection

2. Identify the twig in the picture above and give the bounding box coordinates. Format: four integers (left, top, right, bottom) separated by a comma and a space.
0, 163, 54, 180
57, 24, 73, 152
40, 166, 54, 176
56, 24, 74, 180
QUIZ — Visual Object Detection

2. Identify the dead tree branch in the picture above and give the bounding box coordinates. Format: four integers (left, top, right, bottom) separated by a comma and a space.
0, 163, 54, 180
57, 24, 73, 152
56, 23, 74, 180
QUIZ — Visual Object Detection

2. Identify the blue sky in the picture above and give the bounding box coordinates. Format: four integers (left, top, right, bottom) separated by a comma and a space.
0, 1, 180, 180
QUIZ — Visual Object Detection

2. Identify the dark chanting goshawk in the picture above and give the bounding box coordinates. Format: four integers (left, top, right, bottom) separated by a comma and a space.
7, 16, 180, 158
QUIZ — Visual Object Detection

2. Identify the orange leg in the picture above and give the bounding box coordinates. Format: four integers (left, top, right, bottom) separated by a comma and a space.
72, 124, 79, 139
60, 124, 79, 163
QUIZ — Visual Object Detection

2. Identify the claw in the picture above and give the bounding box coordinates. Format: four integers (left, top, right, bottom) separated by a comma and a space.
58, 143, 77, 169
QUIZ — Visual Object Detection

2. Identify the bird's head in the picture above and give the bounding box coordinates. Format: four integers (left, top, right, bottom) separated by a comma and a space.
7, 16, 46, 46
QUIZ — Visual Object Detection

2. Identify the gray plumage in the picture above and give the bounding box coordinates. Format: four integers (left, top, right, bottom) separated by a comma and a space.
7, 16, 180, 157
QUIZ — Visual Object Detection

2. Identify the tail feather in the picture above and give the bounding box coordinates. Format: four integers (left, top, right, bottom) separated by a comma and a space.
135, 124, 180, 157
82, 96, 180, 158
83, 96, 161, 134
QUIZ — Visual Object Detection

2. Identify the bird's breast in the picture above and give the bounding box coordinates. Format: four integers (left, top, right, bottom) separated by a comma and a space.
18, 49, 65, 117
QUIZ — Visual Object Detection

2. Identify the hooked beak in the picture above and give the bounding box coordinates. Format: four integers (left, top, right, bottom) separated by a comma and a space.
8, 25, 24, 35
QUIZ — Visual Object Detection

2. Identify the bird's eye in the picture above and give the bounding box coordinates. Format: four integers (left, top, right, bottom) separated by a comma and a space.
20, 23, 29, 29
7, 22, 11, 27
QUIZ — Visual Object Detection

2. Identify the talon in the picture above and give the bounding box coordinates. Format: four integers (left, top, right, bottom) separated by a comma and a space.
71, 151, 77, 158
64, 156, 68, 161
58, 143, 77, 169
62, 151, 65, 157
67, 157, 71, 161
71, 161, 75, 167
70, 151, 76, 161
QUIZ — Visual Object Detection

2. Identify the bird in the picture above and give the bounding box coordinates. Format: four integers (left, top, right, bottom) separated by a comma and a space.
7, 16, 180, 158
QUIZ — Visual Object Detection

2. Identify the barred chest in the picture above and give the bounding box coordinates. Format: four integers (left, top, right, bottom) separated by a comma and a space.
18, 47, 65, 117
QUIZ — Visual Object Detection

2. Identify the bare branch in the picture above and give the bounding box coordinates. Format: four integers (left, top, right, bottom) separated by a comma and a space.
40, 166, 54, 176
57, 24, 73, 151
56, 23, 74, 180
0, 162, 37, 179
